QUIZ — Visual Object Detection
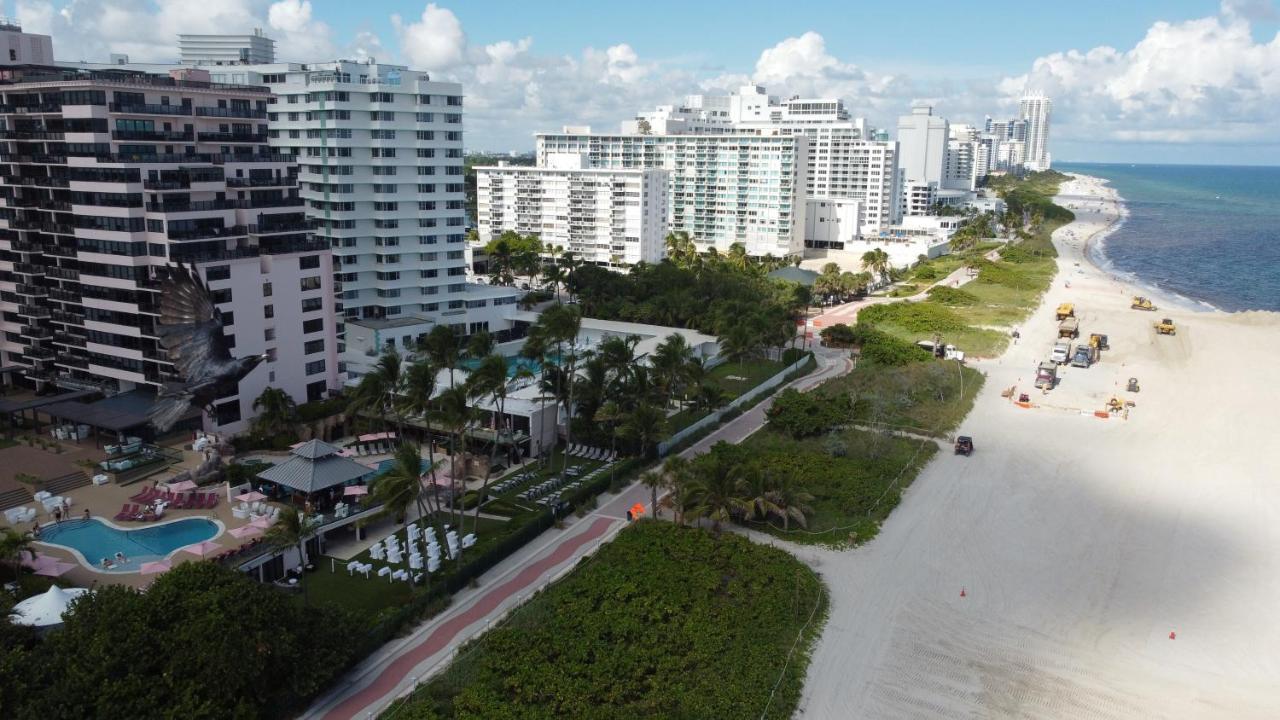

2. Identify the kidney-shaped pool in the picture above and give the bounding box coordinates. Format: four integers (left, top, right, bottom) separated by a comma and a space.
37, 517, 221, 573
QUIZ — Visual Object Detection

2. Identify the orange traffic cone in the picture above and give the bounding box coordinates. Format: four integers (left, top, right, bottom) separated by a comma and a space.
1169, 631, 1176, 640
959, 588, 966, 598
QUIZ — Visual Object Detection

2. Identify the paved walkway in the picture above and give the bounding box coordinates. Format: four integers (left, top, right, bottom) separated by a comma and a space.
303, 348, 853, 720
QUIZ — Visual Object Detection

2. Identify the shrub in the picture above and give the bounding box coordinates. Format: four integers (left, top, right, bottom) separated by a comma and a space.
924, 285, 979, 306
820, 323, 857, 348
845, 325, 931, 367
914, 264, 939, 280
766, 388, 850, 439
858, 302, 967, 335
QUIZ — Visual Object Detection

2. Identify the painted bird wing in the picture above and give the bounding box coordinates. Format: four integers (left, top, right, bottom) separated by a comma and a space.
155, 264, 235, 382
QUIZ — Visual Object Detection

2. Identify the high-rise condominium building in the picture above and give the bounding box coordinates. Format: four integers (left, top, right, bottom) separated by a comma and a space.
0, 67, 339, 434
179, 30, 276, 66
0, 20, 53, 66
536, 130, 807, 258
477, 154, 669, 269
1018, 92, 1052, 171
896, 106, 949, 216
625, 86, 898, 243
206, 59, 520, 382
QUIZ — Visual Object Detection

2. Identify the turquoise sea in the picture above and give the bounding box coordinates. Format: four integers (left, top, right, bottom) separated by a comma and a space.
1056, 163, 1280, 313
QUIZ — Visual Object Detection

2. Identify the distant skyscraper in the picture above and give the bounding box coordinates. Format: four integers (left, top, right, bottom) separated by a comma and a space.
1018, 93, 1052, 171
179, 30, 276, 65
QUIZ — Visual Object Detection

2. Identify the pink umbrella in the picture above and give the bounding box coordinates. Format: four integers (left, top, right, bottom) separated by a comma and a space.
236, 490, 267, 503
229, 525, 262, 539
343, 485, 368, 496
139, 560, 172, 575
181, 540, 223, 558
168, 480, 197, 493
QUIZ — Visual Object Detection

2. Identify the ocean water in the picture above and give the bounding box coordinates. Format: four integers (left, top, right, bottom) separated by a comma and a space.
1056, 163, 1280, 313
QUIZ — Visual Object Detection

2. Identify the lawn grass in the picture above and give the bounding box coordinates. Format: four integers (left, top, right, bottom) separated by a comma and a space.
819, 359, 986, 436
707, 357, 786, 399
390, 522, 827, 720
666, 405, 712, 433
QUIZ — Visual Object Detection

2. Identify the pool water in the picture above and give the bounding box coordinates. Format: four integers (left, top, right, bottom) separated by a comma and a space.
38, 518, 220, 573
373, 458, 432, 477
460, 353, 560, 378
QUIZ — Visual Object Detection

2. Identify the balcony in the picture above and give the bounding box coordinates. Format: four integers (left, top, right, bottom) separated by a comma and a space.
20, 325, 51, 339
1, 103, 62, 114
15, 283, 47, 297
196, 131, 268, 143
250, 196, 304, 208
18, 304, 50, 318
195, 107, 267, 119
108, 102, 192, 116
226, 176, 296, 188
46, 267, 79, 281
145, 199, 240, 213
249, 220, 312, 235
0, 130, 64, 141
111, 130, 194, 142
167, 224, 247, 241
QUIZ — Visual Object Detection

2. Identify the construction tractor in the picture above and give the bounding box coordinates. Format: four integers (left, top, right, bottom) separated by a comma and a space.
1106, 397, 1125, 413
1089, 333, 1109, 351
1132, 296, 1156, 311
1155, 318, 1177, 336
1056, 302, 1075, 320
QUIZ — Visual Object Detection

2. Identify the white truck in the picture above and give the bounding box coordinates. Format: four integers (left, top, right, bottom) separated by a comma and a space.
916, 340, 966, 363
1051, 341, 1071, 364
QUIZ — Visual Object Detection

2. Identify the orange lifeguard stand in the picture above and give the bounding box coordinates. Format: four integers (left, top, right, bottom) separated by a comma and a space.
627, 503, 646, 521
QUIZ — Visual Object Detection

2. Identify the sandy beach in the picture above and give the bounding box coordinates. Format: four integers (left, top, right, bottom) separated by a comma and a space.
795, 173, 1280, 718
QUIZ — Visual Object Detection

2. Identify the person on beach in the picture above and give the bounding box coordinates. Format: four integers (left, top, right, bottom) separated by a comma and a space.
83, 508, 90, 521
32, 522, 41, 539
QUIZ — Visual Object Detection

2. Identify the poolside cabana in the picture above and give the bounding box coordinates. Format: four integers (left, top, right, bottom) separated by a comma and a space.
254, 439, 374, 509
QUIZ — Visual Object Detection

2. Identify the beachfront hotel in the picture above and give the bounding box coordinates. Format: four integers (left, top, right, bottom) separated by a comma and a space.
0, 63, 340, 435
476, 154, 670, 269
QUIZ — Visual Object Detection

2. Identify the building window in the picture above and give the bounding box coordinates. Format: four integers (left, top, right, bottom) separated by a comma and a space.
299, 255, 320, 270
205, 265, 230, 281
305, 360, 326, 376
215, 400, 241, 426
304, 339, 325, 354
300, 276, 322, 292
302, 318, 324, 334
262, 282, 272, 297
264, 304, 274, 319
301, 297, 323, 312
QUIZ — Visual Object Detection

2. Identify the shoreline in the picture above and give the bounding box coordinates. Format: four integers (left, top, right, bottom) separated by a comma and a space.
1059, 172, 1277, 316
798, 171, 1280, 718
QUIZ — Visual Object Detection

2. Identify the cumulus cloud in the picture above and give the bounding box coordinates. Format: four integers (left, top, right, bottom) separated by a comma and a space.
393, 3, 467, 71
999, 5, 1280, 144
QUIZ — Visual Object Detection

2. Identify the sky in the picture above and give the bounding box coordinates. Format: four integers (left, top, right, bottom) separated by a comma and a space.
9, 0, 1280, 164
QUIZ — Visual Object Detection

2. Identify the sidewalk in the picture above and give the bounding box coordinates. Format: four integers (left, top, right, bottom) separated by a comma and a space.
303, 348, 852, 720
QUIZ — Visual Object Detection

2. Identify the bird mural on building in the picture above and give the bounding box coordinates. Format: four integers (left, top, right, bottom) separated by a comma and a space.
149, 264, 268, 431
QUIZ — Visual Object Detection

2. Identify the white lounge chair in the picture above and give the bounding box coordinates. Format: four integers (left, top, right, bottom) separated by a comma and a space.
346, 561, 361, 575
377, 566, 392, 581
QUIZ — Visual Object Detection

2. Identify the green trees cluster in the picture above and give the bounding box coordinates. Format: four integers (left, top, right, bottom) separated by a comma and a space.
652, 450, 816, 534
402, 521, 827, 720
0, 563, 358, 720
813, 262, 872, 305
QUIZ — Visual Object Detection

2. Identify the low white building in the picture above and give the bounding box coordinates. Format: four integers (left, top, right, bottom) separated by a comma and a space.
476, 154, 670, 269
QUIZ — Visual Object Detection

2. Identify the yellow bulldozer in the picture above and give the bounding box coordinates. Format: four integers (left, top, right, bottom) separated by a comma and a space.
1155, 318, 1177, 336
1131, 296, 1156, 311
1056, 302, 1075, 321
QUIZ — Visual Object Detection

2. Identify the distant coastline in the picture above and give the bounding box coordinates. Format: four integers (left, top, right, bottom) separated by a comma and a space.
1055, 163, 1280, 314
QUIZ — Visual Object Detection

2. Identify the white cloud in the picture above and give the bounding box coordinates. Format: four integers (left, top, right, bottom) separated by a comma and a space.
999, 6, 1280, 144
393, 2, 467, 71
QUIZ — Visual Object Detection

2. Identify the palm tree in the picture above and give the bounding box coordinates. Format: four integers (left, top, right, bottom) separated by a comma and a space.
251, 387, 296, 438
400, 357, 444, 522
348, 350, 405, 434
422, 325, 462, 389
640, 470, 665, 519
594, 400, 624, 481
687, 461, 750, 535
597, 334, 640, 396
433, 384, 475, 539
622, 403, 668, 460
367, 442, 428, 526
265, 508, 321, 603
767, 478, 815, 531
0, 526, 33, 580
651, 333, 694, 410
539, 304, 582, 472
468, 353, 509, 532
466, 330, 495, 361
739, 469, 783, 525
660, 456, 694, 526
861, 248, 892, 288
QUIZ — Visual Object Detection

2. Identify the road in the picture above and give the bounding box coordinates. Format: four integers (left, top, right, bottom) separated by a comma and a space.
303, 347, 852, 720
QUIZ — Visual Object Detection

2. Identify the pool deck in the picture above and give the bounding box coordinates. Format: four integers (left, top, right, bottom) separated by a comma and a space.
8, 442, 286, 590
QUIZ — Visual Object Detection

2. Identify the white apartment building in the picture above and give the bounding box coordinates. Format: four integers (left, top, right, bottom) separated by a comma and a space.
536, 130, 806, 258
179, 30, 275, 66
944, 124, 981, 192
206, 60, 521, 383
1018, 92, 1052, 171
897, 105, 950, 217
625, 86, 896, 245
476, 154, 669, 269
0, 67, 340, 435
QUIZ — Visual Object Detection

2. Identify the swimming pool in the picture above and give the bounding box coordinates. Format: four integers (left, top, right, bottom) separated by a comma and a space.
372, 458, 432, 477
37, 517, 221, 573
460, 353, 560, 378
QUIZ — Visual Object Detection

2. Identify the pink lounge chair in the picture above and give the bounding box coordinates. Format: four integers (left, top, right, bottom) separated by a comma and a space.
114, 504, 135, 521
204, 494, 218, 509
130, 489, 151, 503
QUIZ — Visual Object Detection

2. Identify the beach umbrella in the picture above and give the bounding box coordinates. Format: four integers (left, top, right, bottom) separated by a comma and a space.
343, 485, 368, 496
229, 525, 262, 539
168, 479, 197, 493
236, 490, 267, 503
181, 540, 223, 558
10, 585, 89, 627
139, 560, 172, 575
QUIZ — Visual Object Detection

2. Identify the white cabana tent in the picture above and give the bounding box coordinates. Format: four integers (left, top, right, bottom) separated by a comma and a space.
10, 585, 89, 627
